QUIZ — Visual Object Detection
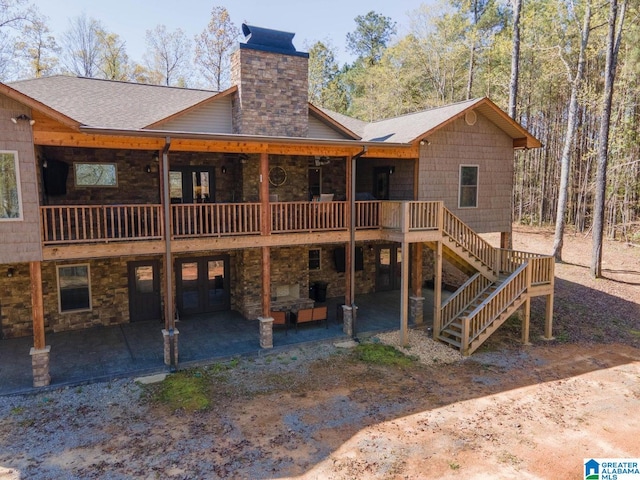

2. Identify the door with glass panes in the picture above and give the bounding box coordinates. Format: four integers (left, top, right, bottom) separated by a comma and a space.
176, 256, 230, 315
375, 244, 402, 291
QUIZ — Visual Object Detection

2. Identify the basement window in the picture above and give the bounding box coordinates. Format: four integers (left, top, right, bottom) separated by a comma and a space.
309, 249, 321, 270
459, 165, 478, 208
57, 264, 92, 313
0, 151, 23, 220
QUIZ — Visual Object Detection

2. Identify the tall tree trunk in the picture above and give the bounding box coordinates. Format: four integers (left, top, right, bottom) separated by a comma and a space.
592, 0, 626, 278
552, 2, 591, 262
508, 0, 522, 119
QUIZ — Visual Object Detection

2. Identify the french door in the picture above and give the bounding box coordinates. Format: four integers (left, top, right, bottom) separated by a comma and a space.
176, 256, 230, 315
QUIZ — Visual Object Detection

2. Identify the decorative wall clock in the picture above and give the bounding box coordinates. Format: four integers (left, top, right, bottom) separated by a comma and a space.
268, 166, 287, 186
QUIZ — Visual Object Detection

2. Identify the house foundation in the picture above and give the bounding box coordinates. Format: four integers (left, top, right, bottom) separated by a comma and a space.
162, 329, 179, 366
259, 317, 274, 349
410, 296, 425, 325
30, 346, 51, 387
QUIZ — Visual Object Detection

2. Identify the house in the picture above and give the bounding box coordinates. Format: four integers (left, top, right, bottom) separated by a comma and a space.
0, 24, 554, 388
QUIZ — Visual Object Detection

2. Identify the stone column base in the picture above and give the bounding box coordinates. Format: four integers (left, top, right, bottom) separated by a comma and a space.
258, 317, 274, 349
162, 329, 179, 366
410, 296, 425, 325
342, 305, 358, 336
30, 346, 51, 388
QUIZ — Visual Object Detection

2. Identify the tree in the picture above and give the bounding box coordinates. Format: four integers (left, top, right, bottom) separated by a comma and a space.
0, 0, 38, 80
508, 0, 522, 118
552, 1, 592, 262
308, 41, 347, 111
15, 12, 59, 77
346, 11, 397, 65
144, 25, 192, 86
61, 13, 104, 77
97, 31, 130, 81
591, 0, 627, 278
194, 6, 239, 91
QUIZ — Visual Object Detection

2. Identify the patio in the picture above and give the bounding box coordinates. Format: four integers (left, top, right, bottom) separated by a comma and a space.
0, 290, 438, 396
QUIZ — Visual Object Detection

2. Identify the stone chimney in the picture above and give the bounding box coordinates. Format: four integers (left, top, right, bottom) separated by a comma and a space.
231, 24, 309, 137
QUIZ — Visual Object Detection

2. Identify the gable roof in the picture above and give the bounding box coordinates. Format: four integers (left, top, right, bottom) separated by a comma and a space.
4, 76, 539, 149
319, 98, 541, 149
7, 75, 219, 129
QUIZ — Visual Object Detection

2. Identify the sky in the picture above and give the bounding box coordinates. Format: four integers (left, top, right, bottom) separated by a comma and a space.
34, 0, 430, 67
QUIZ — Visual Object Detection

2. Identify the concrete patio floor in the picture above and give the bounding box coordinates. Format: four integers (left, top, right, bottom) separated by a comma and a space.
0, 289, 437, 396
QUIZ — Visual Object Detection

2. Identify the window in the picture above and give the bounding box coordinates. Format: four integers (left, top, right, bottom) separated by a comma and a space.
309, 249, 321, 270
74, 163, 117, 187
459, 165, 478, 208
0, 151, 23, 220
57, 264, 91, 312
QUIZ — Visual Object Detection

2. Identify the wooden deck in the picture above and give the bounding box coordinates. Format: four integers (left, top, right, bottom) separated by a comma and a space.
40, 201, 555, 355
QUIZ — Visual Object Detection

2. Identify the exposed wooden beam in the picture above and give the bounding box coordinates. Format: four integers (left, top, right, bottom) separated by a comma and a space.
30, 261, 45, 350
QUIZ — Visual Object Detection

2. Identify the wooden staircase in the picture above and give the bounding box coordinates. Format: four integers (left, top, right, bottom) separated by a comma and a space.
425, 207, 553, 356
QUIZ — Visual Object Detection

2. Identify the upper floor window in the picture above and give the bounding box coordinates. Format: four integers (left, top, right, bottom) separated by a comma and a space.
74, 163, 118, 187
459, 165, 478, 208
0, 151, 23, 221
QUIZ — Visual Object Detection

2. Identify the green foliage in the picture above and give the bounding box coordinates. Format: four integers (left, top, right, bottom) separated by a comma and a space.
355, 343, 417, 367
346, 11, 397, 65
154, 369, 211, 412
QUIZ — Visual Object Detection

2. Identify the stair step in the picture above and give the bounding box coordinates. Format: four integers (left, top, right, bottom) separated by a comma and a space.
438, 336, 461, 348
442, 328, 462, 339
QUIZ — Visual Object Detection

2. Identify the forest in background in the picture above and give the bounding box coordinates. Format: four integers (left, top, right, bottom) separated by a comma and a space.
1, 0, 639, 248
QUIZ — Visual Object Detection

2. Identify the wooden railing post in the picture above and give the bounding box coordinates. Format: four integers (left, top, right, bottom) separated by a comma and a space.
461, 316, 470, 356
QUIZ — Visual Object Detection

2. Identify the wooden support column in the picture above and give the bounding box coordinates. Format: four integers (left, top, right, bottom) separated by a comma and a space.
400, 240, 410, 346
30, 260, 50, 387
30, 261, 45, 350
411, 243, 423, 297
522, 263, 533, 345
544, 265, 555, 339
261, 246, 271, 317
500, 231, 512, 250
345, 155, 354, 306
260, 153, 270, 236
433, 240, 443, 338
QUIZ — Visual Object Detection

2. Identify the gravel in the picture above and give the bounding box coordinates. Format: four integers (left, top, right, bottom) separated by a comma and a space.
373, 329, 463, 365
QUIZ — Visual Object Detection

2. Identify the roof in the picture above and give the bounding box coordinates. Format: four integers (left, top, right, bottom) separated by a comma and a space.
319, 98, 541, 148
7, 76, 218, 129
3, 76, 540, 149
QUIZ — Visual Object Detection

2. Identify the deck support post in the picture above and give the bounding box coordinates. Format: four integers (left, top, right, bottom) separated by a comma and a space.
410, 243, 424, 325
433, 240, 443, 338
259, 317, 274, 349
400, 239, 410, 346
544, 294, 554, 340
30, 261, 50, 387
342, 305, 356, 336
162, 328, 179, 366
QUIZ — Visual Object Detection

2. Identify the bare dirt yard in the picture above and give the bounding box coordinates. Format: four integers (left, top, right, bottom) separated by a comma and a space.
1, 226, 639, 480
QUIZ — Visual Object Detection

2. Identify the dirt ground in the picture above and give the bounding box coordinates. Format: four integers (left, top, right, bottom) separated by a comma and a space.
1, 226, 639, 480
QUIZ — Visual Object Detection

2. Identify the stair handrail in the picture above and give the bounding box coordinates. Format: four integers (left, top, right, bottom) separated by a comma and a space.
440, 273, 492, 332
462, 262, 529, 346
441, 207, 497, 274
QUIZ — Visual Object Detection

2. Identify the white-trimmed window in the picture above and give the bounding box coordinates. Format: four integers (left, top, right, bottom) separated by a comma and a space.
0, 151, 23, 220
57, 264, 92, 313
459, 165, 479, 208
308, 249, 321, 270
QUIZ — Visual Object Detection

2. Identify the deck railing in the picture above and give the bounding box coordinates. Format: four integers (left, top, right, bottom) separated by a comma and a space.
442, 207, 497, 272
461, 262, 529, 350
172, 203, 261, 238
41, 204, 163, 244
440, 273, 492, 333
270, 201, 347, 233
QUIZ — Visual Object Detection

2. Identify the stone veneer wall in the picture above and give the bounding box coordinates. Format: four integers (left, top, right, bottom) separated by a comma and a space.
0, 263, 32, 338
39, 147, 161, 205
230, 47, 309, 137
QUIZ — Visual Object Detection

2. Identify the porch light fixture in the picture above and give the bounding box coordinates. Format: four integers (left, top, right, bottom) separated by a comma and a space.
420, 139, 431, 146
145, 165, 152, 173
11, 114, 35, 126
7, 267, 15, 278
388, 166, 395, 175
221, 166, 227, 174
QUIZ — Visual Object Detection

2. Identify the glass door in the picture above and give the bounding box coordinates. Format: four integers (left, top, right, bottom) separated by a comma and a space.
176, 256, 230, 315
